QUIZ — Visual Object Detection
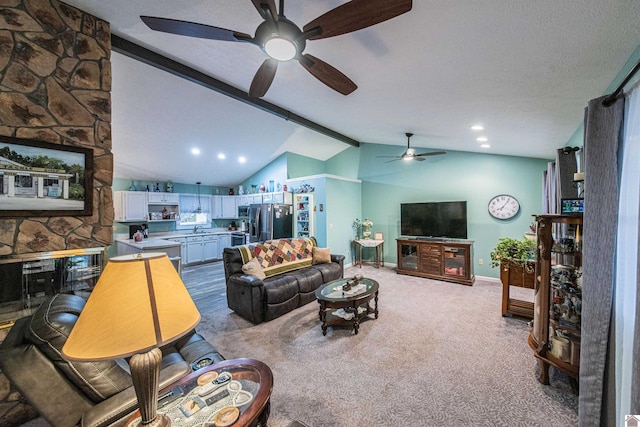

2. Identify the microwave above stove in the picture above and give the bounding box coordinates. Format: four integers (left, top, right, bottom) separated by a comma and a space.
238, 205, 250, 217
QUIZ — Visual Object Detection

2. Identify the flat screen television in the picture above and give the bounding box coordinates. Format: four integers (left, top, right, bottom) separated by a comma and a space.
401, 201, 468, 239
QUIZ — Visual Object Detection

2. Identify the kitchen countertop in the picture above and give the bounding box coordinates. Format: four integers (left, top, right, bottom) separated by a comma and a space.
116, 238, 181, 249
150, 229, 247, 239
115, 230, 249, 249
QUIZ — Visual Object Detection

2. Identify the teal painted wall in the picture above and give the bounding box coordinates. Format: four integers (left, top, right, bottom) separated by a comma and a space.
330, 143, 549, 277
325, 145, 361, 179
238, 153, 287, 194
241, 145, 547, 277
115, 143, 547, 278
325, 177, 361, 264
286, 152, 325, 178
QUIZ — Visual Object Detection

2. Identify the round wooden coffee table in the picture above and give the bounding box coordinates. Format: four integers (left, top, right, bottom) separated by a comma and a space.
125, 358, 272, 427
315, 277, 379, 335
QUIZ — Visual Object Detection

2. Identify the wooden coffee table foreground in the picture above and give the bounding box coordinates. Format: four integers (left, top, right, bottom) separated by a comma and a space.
125, 358, 272, 427
315, 277, 379, 335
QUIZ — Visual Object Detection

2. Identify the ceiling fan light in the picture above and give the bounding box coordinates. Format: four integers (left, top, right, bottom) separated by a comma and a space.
406, 148, 416, 156
265, 37, 296, 61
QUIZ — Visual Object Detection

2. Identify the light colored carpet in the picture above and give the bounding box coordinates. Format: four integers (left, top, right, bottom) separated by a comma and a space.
195, 265, 578, 427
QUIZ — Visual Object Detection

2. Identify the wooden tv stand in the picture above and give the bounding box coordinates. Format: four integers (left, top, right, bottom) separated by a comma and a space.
396, 238, 475, 285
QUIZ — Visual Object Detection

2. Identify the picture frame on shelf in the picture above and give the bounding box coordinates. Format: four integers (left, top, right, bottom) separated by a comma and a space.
0, 136, 93, 217
374, 232, 384, 240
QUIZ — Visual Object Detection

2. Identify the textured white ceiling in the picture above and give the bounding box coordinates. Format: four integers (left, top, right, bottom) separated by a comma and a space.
61, 0, 640, 186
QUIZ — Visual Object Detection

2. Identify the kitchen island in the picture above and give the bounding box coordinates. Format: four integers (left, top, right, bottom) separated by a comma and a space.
116, 229, 239, 266
116, 238, 182, 258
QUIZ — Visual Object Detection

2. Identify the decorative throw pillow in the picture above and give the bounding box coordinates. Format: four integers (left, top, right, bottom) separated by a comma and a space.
312, 247, 331, 264
242, 258, 266, 280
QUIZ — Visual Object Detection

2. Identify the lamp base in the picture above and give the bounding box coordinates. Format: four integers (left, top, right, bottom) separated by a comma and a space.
142, 413, 171, 427
130, 348, 171, 426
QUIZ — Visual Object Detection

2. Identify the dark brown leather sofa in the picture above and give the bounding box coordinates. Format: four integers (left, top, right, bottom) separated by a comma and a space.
0, 293, 223, 427
223, 238, 345, 324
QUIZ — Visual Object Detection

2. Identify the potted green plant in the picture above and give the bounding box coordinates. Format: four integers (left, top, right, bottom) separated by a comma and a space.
490, 237, 536, 268
491, 237, 537, 318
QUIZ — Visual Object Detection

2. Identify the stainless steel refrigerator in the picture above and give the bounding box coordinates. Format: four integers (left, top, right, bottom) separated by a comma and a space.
249, 203, 293, 243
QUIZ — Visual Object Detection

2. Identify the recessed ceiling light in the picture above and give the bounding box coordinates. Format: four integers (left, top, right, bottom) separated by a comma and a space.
471, 124, 484, 131
476, 137, 488, 142
217, 153, 226, 160
191, 148, 201, 155
480, 144, 491, 148
238, 156, 246, 163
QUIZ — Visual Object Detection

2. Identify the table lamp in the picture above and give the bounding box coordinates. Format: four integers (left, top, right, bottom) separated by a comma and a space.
62, 253, 201, 427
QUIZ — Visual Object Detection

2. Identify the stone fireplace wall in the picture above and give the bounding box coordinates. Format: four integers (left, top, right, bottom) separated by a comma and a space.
0, 0, 113, 255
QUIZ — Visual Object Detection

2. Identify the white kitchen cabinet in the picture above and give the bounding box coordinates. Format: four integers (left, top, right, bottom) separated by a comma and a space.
237, 195, 252, 207
186, 236, 203, 265
218, 234, 231, 258
203, 235, 219, 261
221, 196, 237, 218
114, 191, 148, 222
273, 191, 292, 204
251, 192, 292, 204
147, 192, 179, 204
211, 196, 222, 219
165, 237, 186, 259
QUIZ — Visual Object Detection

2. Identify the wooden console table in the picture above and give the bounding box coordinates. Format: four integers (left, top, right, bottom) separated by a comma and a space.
396, 238, 474, 285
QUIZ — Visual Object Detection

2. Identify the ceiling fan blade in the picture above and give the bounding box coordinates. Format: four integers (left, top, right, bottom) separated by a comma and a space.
414, 157, 426, 161
251, 0, 278, 20
249, 58, 278, 98
141, 16, 251, 42
302, 0, 412, 41
376, 156, 402, 158
385, 158, 402, 163
415, 151, 447, 157
299, 54, 357, 95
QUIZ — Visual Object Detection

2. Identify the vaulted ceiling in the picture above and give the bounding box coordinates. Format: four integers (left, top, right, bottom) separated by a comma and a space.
61, 0, 640, 186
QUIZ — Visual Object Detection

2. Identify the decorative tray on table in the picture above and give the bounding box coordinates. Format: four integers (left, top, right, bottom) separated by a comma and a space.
128, 371, 257, 427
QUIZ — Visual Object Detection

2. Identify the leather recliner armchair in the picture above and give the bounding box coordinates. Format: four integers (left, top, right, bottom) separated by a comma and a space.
0, 293, 224, 427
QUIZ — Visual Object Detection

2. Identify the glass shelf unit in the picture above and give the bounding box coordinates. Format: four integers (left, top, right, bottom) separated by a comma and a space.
529, 214, 583, 386
294, 194, 314, 238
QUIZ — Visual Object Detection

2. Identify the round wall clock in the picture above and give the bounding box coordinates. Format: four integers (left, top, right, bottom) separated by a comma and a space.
488, 194, 520, 219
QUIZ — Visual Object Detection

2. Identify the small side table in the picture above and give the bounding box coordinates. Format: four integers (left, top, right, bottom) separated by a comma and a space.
125, 358, 273, 427
354, 239, 384, 268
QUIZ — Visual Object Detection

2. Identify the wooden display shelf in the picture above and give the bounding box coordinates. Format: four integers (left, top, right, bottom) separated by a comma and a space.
529, 214, 582, 389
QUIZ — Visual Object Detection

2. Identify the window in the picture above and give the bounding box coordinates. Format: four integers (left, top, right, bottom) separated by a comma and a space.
15, 175, 32, 187
178, 193, 211, 227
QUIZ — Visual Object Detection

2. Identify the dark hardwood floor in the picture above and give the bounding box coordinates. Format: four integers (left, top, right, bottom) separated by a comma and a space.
181, 261, 227, 314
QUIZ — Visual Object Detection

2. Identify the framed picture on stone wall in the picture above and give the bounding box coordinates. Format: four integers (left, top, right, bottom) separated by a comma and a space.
0, 136, 93, 217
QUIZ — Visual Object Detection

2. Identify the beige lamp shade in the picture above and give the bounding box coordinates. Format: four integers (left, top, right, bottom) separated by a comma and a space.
63, 252, 201, 361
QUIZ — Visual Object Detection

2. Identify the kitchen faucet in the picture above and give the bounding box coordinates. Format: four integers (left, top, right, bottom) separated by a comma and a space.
193, 225, 200, 234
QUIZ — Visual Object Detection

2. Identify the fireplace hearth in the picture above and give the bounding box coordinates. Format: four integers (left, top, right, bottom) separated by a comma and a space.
0, 248, 106, 330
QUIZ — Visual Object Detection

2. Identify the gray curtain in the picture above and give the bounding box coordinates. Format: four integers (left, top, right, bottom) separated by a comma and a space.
634, 233, 640, 414
555, 148, 578, 211
634, 240, 640, 414
544, 161, 556, 214
579, 95, 624, 426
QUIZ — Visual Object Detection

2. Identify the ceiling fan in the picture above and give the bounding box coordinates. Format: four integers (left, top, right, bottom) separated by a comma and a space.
140, 0, 412, 98
377, 133, 447, 163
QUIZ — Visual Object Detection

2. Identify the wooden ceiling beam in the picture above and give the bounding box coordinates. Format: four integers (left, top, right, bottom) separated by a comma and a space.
111, 35, 360, 148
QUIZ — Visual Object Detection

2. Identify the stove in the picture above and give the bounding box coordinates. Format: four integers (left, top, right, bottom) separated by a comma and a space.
231, 232, 249, 246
